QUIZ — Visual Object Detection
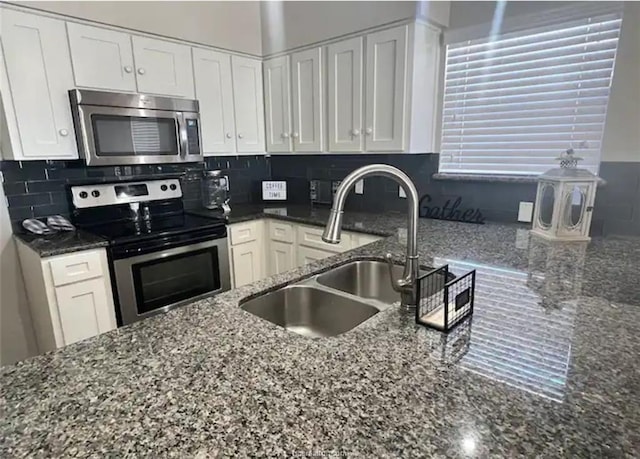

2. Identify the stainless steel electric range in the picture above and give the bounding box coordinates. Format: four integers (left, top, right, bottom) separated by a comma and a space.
71, 179, 230, 325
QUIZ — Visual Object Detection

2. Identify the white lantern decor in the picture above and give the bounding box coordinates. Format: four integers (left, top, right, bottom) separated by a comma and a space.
531, 149, 599, 241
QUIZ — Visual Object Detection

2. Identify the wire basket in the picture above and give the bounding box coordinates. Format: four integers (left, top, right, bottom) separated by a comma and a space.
415, 265, 476, 332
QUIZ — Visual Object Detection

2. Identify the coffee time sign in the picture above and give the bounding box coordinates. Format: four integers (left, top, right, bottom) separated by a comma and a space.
419, 194, 485, 224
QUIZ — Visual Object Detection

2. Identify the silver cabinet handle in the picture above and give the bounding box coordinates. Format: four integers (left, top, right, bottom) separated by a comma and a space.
292, 132, 299, 139
124, 66, 133, 73
282, 133, 290, 139
58, 129, 69, 137
365, 128, 373, 135
137, 68, 146, 75
226, 133, 232, 139
351, 129, 360, 136
238, 133, 243, 139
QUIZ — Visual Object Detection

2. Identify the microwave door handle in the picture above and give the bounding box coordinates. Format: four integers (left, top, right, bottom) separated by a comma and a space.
177, 113, 188, 157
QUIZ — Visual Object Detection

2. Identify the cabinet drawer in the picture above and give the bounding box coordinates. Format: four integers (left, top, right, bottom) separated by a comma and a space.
49, 250, 104, 287
229, 221, 261, 245
269, 220, 294, 243
297, 225, 352, 253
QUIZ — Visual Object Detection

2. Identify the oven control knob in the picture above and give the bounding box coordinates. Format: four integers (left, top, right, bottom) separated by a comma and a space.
91, 190, 100, 198
169, 184, 177, 191
79, 191, 88, 199
161, 184, 168, 191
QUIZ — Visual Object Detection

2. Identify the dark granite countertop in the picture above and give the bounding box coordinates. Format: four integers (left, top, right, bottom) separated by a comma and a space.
191, 203, 397, 237
2, 206, 639, 457
13, 229, 109, 257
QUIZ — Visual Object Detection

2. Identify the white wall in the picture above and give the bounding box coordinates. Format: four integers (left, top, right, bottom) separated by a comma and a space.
601, 1, 640, 163
447, 1, 640, 163
0, 184, 37, 366
19, 1, 263, 56
261, 1, 450, 56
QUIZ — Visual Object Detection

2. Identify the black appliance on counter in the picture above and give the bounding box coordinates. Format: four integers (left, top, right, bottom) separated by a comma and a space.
70, 179, 230, 326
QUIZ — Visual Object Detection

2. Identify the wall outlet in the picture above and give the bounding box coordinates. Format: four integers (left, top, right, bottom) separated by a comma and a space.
355, 180, 364, 195
399, 186, 407, 198
518, 202, 534, 222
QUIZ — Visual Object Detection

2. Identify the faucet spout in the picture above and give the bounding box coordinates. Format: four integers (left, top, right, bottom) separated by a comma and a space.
322, 164, 420, 308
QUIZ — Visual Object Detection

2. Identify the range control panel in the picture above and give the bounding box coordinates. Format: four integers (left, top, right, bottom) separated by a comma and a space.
71, 179, 182, 209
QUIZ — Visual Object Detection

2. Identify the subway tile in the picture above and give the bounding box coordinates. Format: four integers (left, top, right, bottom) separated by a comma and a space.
33, 203, 70, 218
26, 180, 66, 193
2, 182, 26, 196
47, 167, 87, 180
1, 167, 46, 182
8, 206, 34, 222
7, 193, 51, 207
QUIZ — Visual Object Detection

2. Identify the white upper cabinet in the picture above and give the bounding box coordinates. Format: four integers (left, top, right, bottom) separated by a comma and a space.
67, 23, 137, 92
328, 37, 363, 152
132, 36, 195, 98
231, 56, 265, 153
263, 56, 292, 153
291, 47, 324, 152
1, 9, 78, 160
365, 25, 408, 151
192, 48, 236, 154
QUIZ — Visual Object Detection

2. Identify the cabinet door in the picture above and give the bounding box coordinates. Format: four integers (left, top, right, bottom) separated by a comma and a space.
54, 278, 116, 346
263, 56, 292, 152
268, 241, 295, 275
193, 48, 236, 154
231, 241, 263, 287
1, 9, 77, 159
67, 23, 136, 92
328, 37, 363, 152
365, 26, 408, 151
132, 36, 194, 98
291, 47, 323, 152
231, 56, 265, 153
296, 245, 330, 267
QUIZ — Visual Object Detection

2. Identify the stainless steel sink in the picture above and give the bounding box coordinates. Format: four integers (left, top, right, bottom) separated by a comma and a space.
240, 285, 379, 338
316, 260, 434, 304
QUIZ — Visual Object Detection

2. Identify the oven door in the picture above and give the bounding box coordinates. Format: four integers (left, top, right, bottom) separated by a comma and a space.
75, 105, 202, 166
112, 238, 230, 325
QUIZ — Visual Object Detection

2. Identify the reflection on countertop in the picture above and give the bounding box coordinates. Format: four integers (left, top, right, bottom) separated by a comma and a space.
2, 204, 640, 457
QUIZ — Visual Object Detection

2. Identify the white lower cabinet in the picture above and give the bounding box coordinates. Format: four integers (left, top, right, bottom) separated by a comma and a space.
228, 219, 381, 285
296, 245, 330, 266
54, 278, 115, 345
231, 241, 264, 287
269, 240, 296, 275
16, 243, 117, 352
267, 220, 296, 275
228, 220, 265, 287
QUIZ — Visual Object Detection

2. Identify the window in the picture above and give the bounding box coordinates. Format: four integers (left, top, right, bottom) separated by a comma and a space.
440, 13, 622, 175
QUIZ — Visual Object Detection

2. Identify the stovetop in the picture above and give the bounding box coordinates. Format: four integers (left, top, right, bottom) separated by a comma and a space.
79, 213, 227, 245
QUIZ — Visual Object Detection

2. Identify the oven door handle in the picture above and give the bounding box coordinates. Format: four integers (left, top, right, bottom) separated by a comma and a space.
177, 112, 189, 158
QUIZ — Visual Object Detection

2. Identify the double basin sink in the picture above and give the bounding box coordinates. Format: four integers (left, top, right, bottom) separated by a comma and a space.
240, 260, 434, 338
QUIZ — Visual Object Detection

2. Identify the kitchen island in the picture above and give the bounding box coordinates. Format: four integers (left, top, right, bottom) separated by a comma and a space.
2, 206, 639, 457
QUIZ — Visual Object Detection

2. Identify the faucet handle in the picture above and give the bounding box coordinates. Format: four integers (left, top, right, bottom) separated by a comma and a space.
386, 253, 414, 294
385, 253, 403, 293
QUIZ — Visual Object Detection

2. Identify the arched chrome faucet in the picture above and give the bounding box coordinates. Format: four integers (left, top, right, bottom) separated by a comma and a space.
322, 164, 420, 308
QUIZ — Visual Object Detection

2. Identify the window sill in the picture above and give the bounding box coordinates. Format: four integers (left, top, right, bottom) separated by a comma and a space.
432, 173, 538, 184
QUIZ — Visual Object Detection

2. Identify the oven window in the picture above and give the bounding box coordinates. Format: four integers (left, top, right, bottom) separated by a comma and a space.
132, 247, 221, 314
92, 115, 179, 156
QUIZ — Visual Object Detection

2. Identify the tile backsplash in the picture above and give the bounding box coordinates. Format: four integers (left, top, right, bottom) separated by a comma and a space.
1, 156, 270, 231
2, 154, 638, 237
270, 154, 640, 237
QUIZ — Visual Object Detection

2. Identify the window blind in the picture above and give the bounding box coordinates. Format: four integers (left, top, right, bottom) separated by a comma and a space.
440, 13, 622, 175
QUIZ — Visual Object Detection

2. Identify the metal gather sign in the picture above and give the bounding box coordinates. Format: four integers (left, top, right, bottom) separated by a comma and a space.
419, 194, 485, 224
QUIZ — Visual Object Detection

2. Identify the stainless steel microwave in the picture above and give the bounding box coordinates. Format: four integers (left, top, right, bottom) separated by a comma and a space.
69, 89, 203, 166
